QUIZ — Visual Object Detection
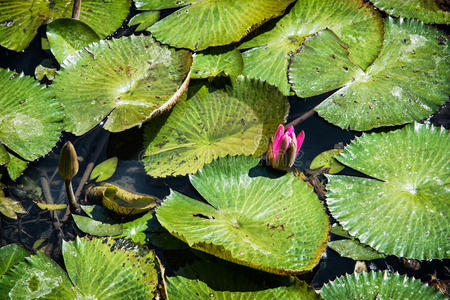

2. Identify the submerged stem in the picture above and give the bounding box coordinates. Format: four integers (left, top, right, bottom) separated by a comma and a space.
72, 0, 82, 20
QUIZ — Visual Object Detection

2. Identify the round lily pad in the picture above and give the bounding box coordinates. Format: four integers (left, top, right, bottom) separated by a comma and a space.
320, 271, 446, 299
0, 0, 130, 51
53, 35, 192, 135
240, 0, 383, 95
138, 0, 296, 50
156, 156, 329, 275
192, 47, 243, 79
0, 68, 63, 161
371, 0, 450, 24
313, 18, 449, 131
142, 76, 289, 177
326, 123, 449, 259
47, 18, 100, 64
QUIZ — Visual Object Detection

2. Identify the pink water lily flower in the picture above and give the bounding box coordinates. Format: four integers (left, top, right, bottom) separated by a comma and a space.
267, 124, 305, 171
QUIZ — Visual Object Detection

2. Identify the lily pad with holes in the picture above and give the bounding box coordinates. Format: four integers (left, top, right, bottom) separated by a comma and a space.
0, 0, 130, 51
0, 68, 63, 161
156, 156, 329, 275
90, 157, 118, 182
320, 271, 447, 299
53, 35, 192, 135
0, 238, 159, 299
311, 18, 449, 131
47, 18, 100, 64
240, 0, 383, 95
326, 123, 449, 259
371, 0, 450, 24
143, 76, 289, 177
136, 0, 296, 50
192, 47, 243, 79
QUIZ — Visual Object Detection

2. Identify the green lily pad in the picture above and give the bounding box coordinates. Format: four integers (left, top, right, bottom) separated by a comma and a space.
157, 156, 329, 275
320, 271, 447, 299
0, 144, 9, 165
53, 35, 192, 135
168, 277, 320, 299
328, 239, 387, 261
128, 11, 160, 31
118, 212, 153, 244
72, 214, 124, 236
192, 47, 243, 79
370, 0, 450, 24
63, 237, 158, 298
137, 0, 296, 50
90, 157, 118, 182
143, 76, 289, 177
34, 64, 57, 81
6, 154, 28, 181
102, 184, 158, 215
47, 18, 100, 64
326, 123, 449, 259
310, 148, 345, 174
0, 244, 30, 277
0, 190, 26, 219
313, 18, 449, 131
0, 0, 130, 51
0, 68, 63, 161
240, 0, 383, 95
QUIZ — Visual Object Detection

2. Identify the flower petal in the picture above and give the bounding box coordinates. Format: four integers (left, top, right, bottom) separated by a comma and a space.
296, 130, 305, 153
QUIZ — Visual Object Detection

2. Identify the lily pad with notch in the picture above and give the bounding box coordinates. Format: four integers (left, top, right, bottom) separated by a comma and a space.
156, 155, 329, 275
326, 123, 449, 259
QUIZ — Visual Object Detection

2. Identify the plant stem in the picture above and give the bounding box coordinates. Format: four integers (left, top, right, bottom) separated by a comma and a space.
72, 0, 82, 20
285, 107, 316, 128
65, 180, 80, 213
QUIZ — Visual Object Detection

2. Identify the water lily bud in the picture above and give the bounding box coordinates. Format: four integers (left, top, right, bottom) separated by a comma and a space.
267, 125, 305, 171
58, 141, 79, 180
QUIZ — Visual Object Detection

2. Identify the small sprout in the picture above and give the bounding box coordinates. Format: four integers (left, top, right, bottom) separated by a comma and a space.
266, 124, 305, 171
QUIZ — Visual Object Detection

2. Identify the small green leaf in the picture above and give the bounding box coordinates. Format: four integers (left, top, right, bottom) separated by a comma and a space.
310, 149, 344, 174
34, 64, 57, 81
7, 155, 28, 181
118, 212, 153, 244
90, 157, 118, 182
330, 223, 351, 239
33, 201, 67, 211
370, 0, 450, 24
47, 18, 100, 64
72, 214, 123, 236
0, 144, 9, 165
192, 47, 243, 79
41, 37, 50, 50
320, 271, 447, 299
128, 11, 160, 31
0, 244, 30, 277
328, 239, 386, 261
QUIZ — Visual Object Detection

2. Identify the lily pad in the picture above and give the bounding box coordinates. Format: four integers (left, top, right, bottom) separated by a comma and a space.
310, 148, 345, 174
156, 156, 329, 275
34, 201, 67, 210
102, 184, 158, 215
53, 35, 192, 135
240, 0, 383, 95
0, 144, 9, 165
0, 0, 130, 51
143, 76, 289, 177
72, 214, 124, 236
168, 277, 320, 299
0, 190, 26, 219
47, 18, 100, 64
90, 157, 118, 182
192, 47, 243, 79
370, 0, 450, 24
0, 68, 63, 161
312, 18, 449, 131
137, 0, 296, 50
328, 239, 387, 261
6, 155, 28, 181
0, 244, 30, 276
326, 123, 449, 259
128, 11, 160, 31
320, 271, 447, 299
